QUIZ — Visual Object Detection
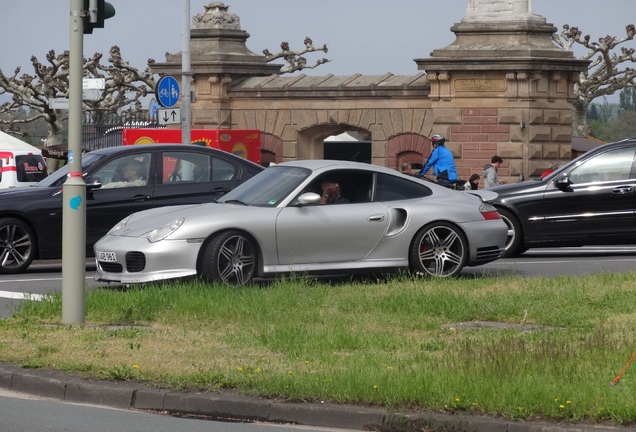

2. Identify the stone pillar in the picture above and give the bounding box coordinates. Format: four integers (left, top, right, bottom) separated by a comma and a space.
416, 2, 588, 181
149, 2, 281, 130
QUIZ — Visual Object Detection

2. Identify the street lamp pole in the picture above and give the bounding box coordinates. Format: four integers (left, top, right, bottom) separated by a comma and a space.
62, 0, 87, 325
182, 0, 191, 144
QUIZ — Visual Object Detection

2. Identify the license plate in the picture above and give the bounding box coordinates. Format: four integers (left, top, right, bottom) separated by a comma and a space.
98, 251, 117, 262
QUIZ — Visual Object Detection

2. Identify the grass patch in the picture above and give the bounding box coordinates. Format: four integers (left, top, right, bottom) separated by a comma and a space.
1, 272, 635, 426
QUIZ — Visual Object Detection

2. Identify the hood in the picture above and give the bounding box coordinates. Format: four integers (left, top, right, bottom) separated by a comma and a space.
483, 163, 494, 170
113, 202, 272, 238
0, 185, 57, 199
481, 179, 549, 204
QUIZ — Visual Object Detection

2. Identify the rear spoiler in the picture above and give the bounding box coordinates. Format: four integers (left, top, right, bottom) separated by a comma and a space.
466, 189, 498, 202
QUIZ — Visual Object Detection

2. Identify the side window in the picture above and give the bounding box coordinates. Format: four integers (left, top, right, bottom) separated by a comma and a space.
96, 153, 151, 189
301, 170, 373, 204
569, 147, 636, 184
163, 152, 211, 183
375, 173, 433, 201
211, 157, 238, 181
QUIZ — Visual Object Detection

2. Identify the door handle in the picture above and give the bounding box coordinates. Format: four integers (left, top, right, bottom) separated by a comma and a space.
130, 195, 151, 201
612, 186, 633, 195
368, 214, 385, 222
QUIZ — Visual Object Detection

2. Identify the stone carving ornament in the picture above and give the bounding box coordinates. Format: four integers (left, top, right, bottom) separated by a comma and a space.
192, 2, 241, 30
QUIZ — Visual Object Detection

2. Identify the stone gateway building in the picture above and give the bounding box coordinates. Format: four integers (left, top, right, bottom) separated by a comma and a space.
150, 1, 588, 183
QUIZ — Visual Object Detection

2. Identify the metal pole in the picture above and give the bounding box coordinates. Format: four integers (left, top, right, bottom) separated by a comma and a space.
62, 0, 86, 325
181, 0, 191, 144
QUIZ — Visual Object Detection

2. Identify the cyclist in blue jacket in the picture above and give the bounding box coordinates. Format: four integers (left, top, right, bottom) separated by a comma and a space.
418, 134, 458, 187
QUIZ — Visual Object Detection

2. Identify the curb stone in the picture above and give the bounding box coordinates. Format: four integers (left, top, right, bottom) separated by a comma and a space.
0, 363, 632, 432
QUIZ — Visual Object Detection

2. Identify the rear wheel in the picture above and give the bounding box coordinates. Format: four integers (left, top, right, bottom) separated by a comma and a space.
201, 230, 257, 285
409, 222, 467, 277
0, 218, 36, 274
498, 209, 524, 258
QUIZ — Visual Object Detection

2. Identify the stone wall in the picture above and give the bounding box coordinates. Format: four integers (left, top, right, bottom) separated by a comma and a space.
150, 2, 589, 182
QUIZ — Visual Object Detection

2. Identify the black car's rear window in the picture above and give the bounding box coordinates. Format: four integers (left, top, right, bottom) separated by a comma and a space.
15, 154, 48, 183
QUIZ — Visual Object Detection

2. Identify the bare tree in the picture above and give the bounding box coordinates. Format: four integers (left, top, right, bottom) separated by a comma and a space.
0, 46, 155, 151
263, 37, 331, 74
551, 24, 636, 135
83, 46, 155, 119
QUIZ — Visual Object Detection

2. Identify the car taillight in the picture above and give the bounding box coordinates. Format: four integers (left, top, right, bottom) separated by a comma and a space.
481, 210, 502, 220
479, 203, 501, 220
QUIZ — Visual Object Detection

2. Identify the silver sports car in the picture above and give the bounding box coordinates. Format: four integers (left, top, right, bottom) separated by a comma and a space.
94, 160, 507, 285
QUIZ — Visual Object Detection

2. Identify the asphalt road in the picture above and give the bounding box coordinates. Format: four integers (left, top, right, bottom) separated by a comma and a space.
0, 388, 353, 432
1, 247, 636, 318
463, 246, 636, 278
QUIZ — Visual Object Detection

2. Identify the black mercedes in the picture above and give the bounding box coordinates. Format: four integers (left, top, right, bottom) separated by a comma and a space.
0, 144, 263, 273
479, 138, 636, 257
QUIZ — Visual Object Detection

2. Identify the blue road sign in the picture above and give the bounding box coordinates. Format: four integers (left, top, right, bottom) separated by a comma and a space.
155, 76, 180, 108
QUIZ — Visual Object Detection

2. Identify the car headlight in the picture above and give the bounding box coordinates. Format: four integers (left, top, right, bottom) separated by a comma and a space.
142, 218, 185, 243
107, 214, 133, 235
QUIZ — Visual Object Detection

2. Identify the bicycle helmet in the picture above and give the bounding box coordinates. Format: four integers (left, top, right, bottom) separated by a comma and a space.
431, 134, 446, 146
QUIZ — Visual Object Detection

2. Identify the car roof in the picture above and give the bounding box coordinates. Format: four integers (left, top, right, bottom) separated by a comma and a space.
276, 159, 402, 176
89, 144, 228, 156
584, 137, 636, 154
87, 144, 263, 169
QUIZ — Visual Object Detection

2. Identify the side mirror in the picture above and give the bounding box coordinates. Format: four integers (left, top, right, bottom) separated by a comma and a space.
85, 176, 102, 190
554, 175, 572, 191
297, 192, 321, 206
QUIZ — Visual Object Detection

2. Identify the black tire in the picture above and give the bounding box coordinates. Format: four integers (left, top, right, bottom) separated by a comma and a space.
0, 217, 36, 274
200, 230, 257, 285
409, 222, 468, 277
497, 208, 524, 258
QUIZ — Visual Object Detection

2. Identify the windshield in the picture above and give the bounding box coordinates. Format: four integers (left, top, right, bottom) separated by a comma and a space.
35, 152, 106, 188
219, 166, 311, 207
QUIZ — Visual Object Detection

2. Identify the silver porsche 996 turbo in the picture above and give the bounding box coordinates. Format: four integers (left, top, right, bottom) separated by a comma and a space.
94, 159, 507, 285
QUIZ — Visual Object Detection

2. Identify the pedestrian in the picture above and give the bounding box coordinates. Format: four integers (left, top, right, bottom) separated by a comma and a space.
417, 134, 458, 188
483, 155, 506, 188
467, 173, 480, 190
401, 162, 412, 174
540, 162, 558, 179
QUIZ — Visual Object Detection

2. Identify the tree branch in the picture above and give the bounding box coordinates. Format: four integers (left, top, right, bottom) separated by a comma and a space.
552, 23, 636, 134
263, 37, 331, 74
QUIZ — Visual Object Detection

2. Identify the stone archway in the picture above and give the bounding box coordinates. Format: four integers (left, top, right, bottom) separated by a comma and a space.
260, 132, 283, 165
296, 125, 372, 161
388, 133, 431, 171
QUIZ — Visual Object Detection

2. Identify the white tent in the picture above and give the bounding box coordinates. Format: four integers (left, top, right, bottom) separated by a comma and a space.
0, 131, 42, 153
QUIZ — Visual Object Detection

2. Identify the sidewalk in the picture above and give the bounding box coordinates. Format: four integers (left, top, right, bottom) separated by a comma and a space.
0, 363, 631, 432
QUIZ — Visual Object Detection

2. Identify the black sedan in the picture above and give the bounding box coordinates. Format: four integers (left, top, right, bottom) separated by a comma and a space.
478, 138, 636, 257
0, 144, 263, 273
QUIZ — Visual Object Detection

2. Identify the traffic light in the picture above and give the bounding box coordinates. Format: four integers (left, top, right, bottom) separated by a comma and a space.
83, 0, 115, 34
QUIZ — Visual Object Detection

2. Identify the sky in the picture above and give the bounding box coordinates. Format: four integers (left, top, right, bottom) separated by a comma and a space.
2, 1, 635, 95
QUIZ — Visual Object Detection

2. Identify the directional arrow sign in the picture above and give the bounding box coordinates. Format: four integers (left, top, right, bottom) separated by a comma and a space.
49, 98, 69, 110
158, 107, 181, 125
83, 78, 106, 89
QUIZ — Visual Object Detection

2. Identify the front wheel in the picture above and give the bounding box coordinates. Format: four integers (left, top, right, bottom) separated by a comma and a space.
0, 218, 36, 274
409, 222, 467, 277
200, 230, 257, 286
